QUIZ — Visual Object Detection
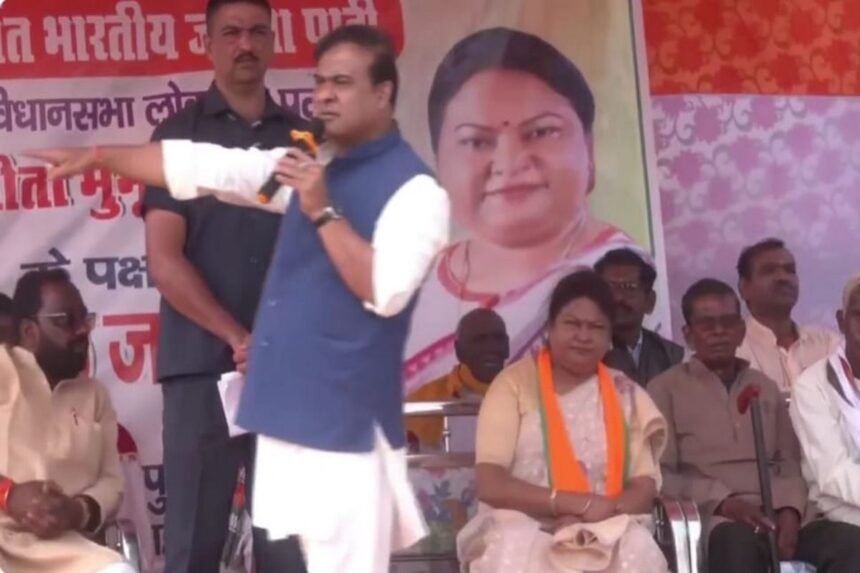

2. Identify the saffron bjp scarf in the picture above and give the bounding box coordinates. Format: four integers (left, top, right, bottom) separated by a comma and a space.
536, 347, 629, 495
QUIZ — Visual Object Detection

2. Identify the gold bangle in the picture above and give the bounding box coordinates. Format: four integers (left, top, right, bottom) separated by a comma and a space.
549, 488, 559, 517
579, 495, 594, 516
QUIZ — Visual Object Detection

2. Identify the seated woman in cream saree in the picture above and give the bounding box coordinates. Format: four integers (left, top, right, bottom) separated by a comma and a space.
457, 270, 669, 573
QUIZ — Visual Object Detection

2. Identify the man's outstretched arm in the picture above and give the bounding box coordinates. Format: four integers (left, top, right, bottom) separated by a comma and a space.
26, 141, 293, 213
27, 144, 167, 187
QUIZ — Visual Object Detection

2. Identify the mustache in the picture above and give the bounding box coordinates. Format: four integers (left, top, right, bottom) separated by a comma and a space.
234, 52, 258, 63
773, 281, 797, 291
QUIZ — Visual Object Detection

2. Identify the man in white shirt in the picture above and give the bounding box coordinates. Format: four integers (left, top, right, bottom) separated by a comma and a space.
789, 273, 860, 571
737, 238, 841, 391
28, 25, 450, 573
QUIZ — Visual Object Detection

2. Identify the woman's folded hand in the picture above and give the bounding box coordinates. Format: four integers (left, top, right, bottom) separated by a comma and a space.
581, 495, 616, 523
550, 515, 582, 532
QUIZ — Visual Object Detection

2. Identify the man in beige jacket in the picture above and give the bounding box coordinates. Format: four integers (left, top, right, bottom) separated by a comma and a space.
0, 269, 132, 573
648, 279, 808, 573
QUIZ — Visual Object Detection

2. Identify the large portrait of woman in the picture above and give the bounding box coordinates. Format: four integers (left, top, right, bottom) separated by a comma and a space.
398, 1, 667, 393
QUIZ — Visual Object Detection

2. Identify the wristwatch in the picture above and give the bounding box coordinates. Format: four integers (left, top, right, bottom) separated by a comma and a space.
312, 206, 343, 228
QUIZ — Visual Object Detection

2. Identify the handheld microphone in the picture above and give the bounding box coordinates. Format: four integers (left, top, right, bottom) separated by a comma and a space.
257, 117, 325, 204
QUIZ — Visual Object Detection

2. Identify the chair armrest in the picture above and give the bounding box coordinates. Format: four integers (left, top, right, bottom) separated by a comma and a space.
677, 499, 703, 573
653, 496, 691, 573
403, 401, 481, 418
103, 518, 142, 571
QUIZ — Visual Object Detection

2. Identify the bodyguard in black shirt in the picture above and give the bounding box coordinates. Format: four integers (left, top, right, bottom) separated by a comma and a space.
140, 1, 305, 571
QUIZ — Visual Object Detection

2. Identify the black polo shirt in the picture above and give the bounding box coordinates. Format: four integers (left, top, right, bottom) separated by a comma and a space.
142, 83, 306, 382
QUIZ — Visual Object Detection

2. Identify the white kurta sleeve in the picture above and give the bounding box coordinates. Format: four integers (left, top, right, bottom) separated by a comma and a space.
364, 174, 451, 317
161, 139, 294, 214
790, 367, 860, 507
80, 384, 123, 528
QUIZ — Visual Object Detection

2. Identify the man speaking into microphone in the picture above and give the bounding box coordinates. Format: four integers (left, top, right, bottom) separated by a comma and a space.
29, 24, 451, 573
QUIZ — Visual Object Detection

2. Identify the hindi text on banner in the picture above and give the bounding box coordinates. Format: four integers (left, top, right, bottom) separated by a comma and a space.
0, 154, 71, 211
0, 17, 35, 64
302, 0, 378, 43
43, 1, 179, 63
19, 248, 73, 272
80, 169, 145, 219
103, 312, 160, 385
141, 81, 205, 127
0, 87, 136, 132
85, 255, 153, 291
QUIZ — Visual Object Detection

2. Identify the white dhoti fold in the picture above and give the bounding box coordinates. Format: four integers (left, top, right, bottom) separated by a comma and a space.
253, 425, 428, 573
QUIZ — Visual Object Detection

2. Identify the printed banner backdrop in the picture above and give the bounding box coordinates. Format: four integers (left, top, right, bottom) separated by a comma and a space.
645, 0, 860, 336
396, 0, 670, 392
0, 1, 666, 570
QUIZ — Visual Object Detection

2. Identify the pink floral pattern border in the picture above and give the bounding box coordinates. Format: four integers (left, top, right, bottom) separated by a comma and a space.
653, 94, 860, 335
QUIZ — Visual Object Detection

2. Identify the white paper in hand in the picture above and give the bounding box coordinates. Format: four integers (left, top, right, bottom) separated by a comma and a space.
218, 371, 249, 437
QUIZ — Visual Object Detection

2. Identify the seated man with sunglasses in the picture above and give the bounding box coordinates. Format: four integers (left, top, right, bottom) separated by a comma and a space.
648, 279, 807, 573
0, 269, 132, 573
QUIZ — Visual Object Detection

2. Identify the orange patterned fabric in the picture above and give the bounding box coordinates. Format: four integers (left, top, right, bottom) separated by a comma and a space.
644, 0, 860, 95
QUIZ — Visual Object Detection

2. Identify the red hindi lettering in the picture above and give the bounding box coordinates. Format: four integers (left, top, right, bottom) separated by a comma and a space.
0, 154, 70, 211
0, 0, 404, 78
116, 176, 144, 218
80, 168, 122, 220
103, 313, 160, 384
78, 170, 144, 219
